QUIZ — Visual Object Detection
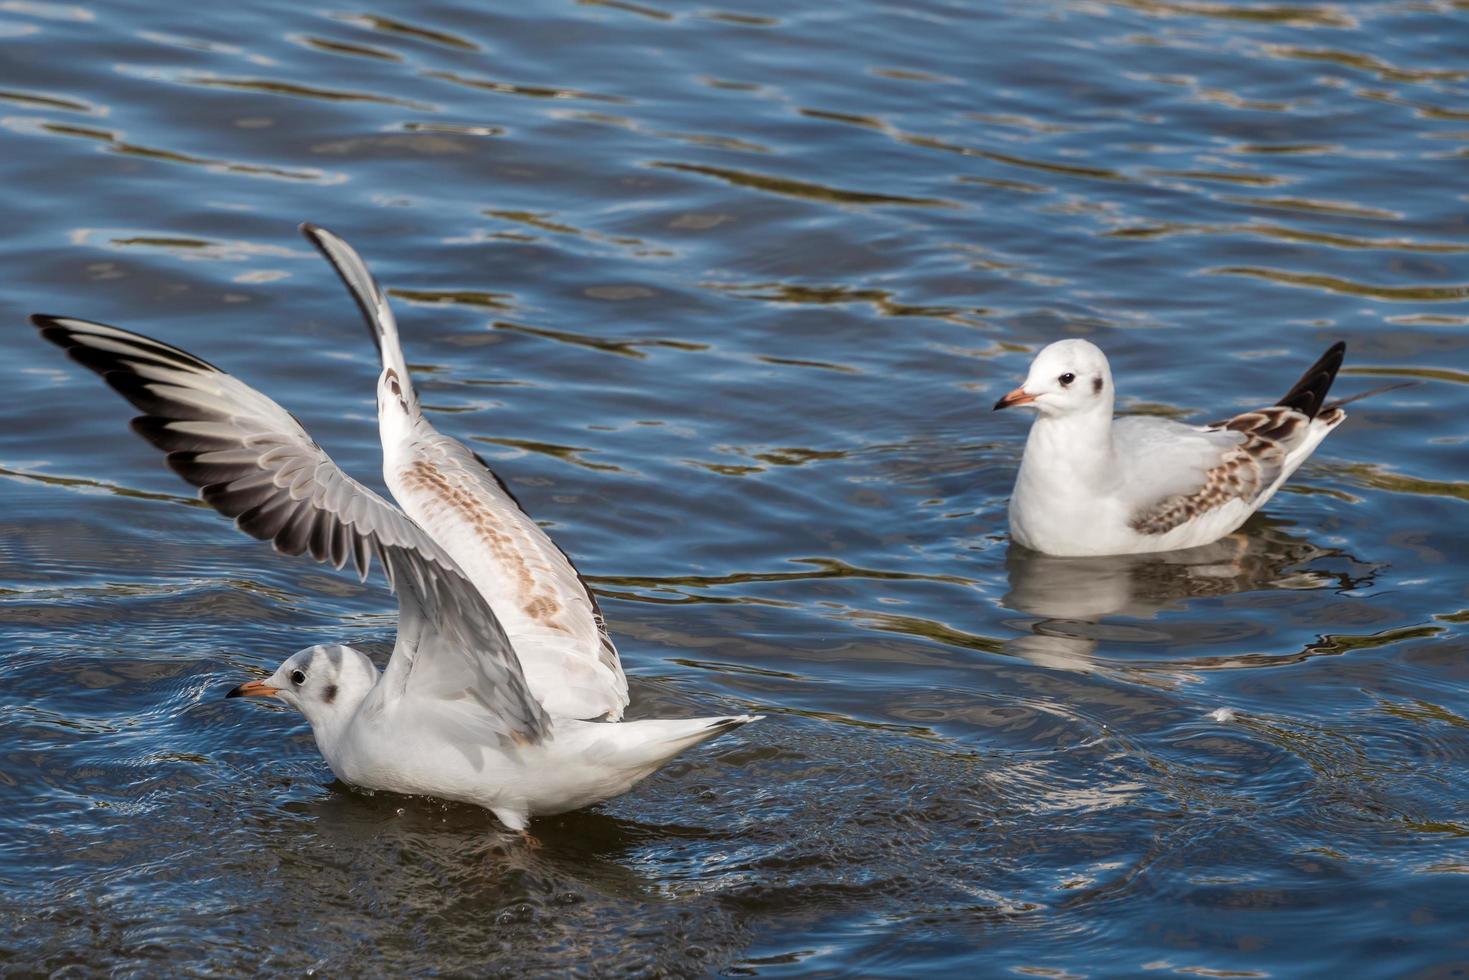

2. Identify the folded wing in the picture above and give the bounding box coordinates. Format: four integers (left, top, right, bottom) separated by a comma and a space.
33, 314, 549, 744
1121, 343, 1347, 536
1119, 415, 1284, 535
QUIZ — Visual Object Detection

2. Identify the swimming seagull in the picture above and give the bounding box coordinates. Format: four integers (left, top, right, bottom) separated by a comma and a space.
31, 227, 760, 832
993, 338, 1379, 557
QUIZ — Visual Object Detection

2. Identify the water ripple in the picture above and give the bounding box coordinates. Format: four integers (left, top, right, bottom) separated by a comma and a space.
3, 0, 1467, 973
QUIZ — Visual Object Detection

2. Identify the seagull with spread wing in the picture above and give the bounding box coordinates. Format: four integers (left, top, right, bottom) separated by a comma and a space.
33, 224, 759, 832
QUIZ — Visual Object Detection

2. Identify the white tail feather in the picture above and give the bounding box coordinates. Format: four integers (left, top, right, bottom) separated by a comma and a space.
579, 714, 762, 779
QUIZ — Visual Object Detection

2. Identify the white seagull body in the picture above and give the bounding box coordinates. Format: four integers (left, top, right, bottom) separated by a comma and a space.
34, 224, 758, 831
993, 339, 1351, 557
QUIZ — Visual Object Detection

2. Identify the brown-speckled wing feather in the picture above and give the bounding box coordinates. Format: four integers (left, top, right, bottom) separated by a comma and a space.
1130, 343, 1348, 536
33, 314, 550, 743
1128, 408, 1299, 535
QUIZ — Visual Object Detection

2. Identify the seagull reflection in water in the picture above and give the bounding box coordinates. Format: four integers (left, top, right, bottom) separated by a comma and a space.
999, 520, 1375, 676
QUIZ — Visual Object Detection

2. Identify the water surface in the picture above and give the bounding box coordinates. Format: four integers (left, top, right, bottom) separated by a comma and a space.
2, 0, 1467, 975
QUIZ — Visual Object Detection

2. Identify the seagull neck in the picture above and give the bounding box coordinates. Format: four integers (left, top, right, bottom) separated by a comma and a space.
303, 695, 369, 771
1026, 407, 1117, 482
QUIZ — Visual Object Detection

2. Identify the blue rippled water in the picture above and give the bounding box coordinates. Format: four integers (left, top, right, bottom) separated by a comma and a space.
2, 0, 1466, 975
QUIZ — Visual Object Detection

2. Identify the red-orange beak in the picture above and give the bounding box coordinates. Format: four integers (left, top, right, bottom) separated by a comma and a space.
993, 385, 1037, 410
225, 679, 280, 700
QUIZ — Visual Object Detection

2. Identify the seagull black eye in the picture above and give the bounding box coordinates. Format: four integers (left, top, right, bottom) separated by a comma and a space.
1059, 372, 1076, 386
290, 669, 306, 686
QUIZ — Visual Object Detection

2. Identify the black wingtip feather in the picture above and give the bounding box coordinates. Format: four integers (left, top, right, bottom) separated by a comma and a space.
1276, 341, 1346, 420
201, 479, 276, 519
31, 313, 75, 337
33, 313, 221, 373
165, 451, 258, 489
131, 416, 235, 453
99, 369, 179, 416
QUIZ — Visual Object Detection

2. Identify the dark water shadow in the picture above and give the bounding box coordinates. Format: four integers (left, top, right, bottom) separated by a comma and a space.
286, 780, 728, 894
232, 781, 763, 973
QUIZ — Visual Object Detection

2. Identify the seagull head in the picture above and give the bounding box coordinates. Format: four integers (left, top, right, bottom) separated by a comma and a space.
226, 643, 379, 730
994, 338, 1113, 418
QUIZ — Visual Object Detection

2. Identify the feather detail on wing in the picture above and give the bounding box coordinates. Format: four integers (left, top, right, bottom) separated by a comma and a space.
32, 314, 549, 744
391, 433, 629, 717
299, 223, 629, 721
1125, 342, 1348, 537
1126, 411, 1292, 535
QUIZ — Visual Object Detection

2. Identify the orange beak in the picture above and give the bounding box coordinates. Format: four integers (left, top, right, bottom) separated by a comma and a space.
993, 385, 1037, 410
225, 679, 280, 700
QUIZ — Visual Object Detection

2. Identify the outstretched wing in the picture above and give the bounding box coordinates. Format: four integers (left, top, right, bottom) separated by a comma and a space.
33, 314, 549, 743
302, 223, 629, 722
